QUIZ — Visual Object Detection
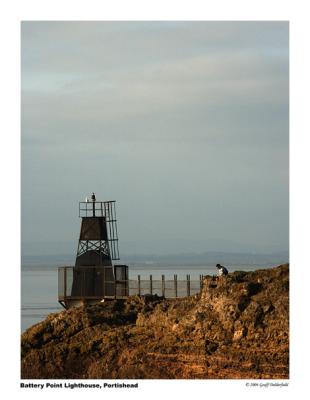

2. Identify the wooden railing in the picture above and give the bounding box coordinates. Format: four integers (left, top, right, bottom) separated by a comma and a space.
130, 274, 204, 298
58, 267, 204, 301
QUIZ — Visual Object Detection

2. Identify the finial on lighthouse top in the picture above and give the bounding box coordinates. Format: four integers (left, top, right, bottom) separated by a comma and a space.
91, 192, 96, 202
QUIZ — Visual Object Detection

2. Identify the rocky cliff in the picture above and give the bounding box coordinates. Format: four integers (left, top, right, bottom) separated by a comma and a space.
21, 264, 289, 379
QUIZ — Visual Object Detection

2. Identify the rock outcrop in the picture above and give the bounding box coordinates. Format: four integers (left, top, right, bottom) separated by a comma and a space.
21, 264, 289, 379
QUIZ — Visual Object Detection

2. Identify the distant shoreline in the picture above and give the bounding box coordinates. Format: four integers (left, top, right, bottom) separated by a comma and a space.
21, 250, 289, 268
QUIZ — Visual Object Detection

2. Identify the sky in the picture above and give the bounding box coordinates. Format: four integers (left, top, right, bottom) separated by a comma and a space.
21, 21, 289, 257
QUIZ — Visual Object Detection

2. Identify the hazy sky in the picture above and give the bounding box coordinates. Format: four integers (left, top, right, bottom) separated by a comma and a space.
21, 21, 289, 257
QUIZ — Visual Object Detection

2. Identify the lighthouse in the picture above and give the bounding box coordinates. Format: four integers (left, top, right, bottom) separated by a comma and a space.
58, 194, 128, 308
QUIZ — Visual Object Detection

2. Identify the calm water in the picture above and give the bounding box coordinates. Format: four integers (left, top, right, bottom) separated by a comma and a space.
21, 263, 275, 332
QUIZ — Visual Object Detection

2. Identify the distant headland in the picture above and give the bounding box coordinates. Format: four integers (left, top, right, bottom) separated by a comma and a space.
21, 250, 289, 267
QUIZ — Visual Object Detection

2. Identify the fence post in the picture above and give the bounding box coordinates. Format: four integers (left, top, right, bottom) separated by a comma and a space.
187, 274, 190, 297
82, 270, 85, 297
150, 274, 153, 295
64, 268, 67, 299
100, 270, 106, 297
174, 274, 178, 298
138, 275, 141, 296
162, 275, 165, 298
200, 274, 203, 291
114, 269, 117, 299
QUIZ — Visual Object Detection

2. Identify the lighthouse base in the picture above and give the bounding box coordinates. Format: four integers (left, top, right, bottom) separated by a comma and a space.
58, 265, 129, 309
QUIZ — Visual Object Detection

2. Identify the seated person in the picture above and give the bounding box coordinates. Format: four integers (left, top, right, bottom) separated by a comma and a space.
216, 263, 228, 276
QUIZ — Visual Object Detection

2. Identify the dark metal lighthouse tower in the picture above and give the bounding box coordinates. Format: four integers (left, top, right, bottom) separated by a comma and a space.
75, 193, 119, 267
58, 194, 128, 309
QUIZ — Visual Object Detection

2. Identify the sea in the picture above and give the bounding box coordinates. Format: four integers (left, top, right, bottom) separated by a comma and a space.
21, 257, 285, 333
